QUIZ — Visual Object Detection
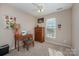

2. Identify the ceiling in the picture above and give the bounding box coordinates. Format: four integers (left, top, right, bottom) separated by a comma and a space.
9, 3, 72, 17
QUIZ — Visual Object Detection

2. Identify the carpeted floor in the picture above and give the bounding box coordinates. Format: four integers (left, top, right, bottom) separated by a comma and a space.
5, 41, 73, 56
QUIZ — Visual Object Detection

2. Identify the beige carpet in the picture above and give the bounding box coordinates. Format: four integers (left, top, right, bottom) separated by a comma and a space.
5, 42, 73, 56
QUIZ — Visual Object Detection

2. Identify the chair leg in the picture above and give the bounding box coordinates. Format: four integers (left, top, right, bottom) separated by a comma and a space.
25, 44, 29, 51
32, 41, 34, 47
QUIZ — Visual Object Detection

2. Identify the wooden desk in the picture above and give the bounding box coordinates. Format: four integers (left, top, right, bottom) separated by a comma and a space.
15, 34, 34, 51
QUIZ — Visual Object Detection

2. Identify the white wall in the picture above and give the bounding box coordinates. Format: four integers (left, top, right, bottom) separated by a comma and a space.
0, 4, 36, 50
72, 4, 79, 55
0, 4, 73, 51
36, 8, 72, 47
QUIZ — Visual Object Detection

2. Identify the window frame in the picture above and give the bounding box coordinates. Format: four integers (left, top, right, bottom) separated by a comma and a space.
46, 18, 56, 39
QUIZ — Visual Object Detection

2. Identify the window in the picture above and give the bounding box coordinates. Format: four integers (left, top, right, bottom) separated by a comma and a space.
46, 18, 56, 38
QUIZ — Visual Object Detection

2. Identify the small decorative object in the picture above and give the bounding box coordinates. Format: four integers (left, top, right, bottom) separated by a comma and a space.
13, 17, 16, 24
5, 16, 16, 29
58, 24, 61, 28
37, 25, 39, 27
22, 31, 27, 36
14, 24, 20, 30
5, 16, 9, 19
10, 17, 13, 20
38, 18, 44, 23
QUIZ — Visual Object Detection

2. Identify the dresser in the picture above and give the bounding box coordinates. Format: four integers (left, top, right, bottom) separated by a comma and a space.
35, 27, 45, 43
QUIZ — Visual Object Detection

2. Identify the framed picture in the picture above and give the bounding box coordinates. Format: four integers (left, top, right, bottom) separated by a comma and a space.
38, 18, 44, 23
58, 24, 61, 28
5, 16, 16, 29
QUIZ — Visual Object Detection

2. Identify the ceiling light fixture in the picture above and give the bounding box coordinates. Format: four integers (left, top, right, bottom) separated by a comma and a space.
32, 3, 44, 13
37, 9, 44, 13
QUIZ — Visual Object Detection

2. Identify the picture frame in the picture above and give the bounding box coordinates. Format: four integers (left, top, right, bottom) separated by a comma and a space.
58, 24, 61, 28
5, 16, 16, 29
37, 18, 44, 23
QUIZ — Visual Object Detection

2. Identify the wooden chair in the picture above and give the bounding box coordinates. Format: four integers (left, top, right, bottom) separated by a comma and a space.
23, 34, 34, 50
14, 24, 21, 51
14, 31, 21, 51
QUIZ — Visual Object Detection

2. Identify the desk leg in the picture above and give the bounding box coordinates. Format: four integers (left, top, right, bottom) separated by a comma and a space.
15, 39, 16, 49
18, 40, 19, 51
27, 45, 29, 51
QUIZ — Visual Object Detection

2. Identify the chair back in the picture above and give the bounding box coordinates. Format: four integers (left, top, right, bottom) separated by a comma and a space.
27, 34, 33, 38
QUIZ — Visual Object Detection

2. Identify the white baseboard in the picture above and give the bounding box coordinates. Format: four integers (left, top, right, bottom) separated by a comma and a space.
9, 47, 15, 51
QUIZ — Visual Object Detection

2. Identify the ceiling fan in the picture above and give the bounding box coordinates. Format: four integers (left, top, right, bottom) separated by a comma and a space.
32, 3, 45, 13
